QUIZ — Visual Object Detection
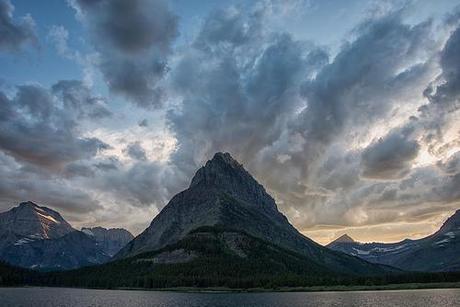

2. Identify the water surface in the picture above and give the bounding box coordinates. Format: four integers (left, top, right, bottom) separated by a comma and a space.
0, 287, 459, 307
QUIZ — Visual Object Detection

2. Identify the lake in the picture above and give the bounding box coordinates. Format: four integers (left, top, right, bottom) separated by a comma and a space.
0, 287, 459, 307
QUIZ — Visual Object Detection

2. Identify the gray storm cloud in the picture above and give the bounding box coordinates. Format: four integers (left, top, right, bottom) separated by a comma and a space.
361, 126, 420, 180
0, 151, 102, 215
0, 0, 37, 52
0, 83, 109, 171
70, 0, 178, 108
424, 26, 460, 109
0, 79, 112, 217
123, 142, 147, 161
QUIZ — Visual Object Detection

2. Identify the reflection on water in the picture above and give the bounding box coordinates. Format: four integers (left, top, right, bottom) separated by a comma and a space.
0, 287, 459, 307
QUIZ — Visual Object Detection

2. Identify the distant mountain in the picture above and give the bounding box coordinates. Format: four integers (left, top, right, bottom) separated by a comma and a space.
116, 152, 393, 276
0, 201, 74, 241
81, 227, 134, 257
0, 230, 110, 271
327, 210, 460, 272
0, 202, 130, 270
328, 234, 355, 246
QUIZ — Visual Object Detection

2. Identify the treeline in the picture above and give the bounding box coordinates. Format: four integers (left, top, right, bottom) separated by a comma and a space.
2, 256, 460, 290
1, 228, 460, 290
0, 261, 41, 286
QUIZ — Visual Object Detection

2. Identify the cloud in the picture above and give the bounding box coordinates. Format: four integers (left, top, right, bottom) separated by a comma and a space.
418, 23, 460, 155
138, 119, 149, 127
437, 151, 460, 175
194, 6, 263, 49
361, 125, 420, 180
70, 0, 178, 108
0, 82, 109, 171
297, 12, 433, 146
0, 0, 37, 52
424, 26, 460, 110
123, 142, 147, 161
48, 25, 97, 86
168, 5, 324, 174
51, 80, 112, 119
0, 152, 101, 215
94, 161, 186, 209
64, 162, 95, 178
93, 157, 120, 172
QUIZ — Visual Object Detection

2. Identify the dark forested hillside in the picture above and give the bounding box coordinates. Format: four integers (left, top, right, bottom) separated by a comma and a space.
43, 227, 339, 289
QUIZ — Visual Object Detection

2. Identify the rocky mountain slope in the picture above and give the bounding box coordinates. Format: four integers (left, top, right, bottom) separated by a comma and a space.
327, 210, 460, 272
0, 202, 131, 270
116, 152, 393, 276
82, 227, 134, 257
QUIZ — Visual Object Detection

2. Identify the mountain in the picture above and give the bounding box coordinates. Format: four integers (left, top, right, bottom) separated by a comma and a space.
0, 202, 124, 270
327, 210, 460, 272
0, 230, 110, 271
328, 234, 355, 247
116, 152, 392, 276
81, 227, 134, 257
0, 201, 74, 242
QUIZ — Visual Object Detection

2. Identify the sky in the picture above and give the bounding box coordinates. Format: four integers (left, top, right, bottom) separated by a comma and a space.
1, 0, 460, 245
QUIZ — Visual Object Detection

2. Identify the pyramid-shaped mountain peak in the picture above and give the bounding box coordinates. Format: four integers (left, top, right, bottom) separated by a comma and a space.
211, 152, 241, 166
334, 234, 356, 244
190, 152, 247, 186
16, 201, 65, 222
189, 152, 277, 212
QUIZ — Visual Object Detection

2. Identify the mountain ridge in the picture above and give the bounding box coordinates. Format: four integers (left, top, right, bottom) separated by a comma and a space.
0, 202, 133, 270
327, 210, 460, 272
81, 226, 134, 257
0, 201, 75, 241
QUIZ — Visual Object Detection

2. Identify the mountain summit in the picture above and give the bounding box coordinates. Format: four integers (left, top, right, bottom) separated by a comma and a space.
0, 201, 74, 241
189, 152, 278, 214
116, 152, 391, 275
328, 234, 356, 247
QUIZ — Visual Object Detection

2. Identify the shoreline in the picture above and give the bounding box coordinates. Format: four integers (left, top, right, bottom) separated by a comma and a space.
4, 282, 460, 293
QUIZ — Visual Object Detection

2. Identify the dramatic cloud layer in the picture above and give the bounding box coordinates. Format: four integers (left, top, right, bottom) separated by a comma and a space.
0, 0, 459, 243
0, 82, 109, 170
